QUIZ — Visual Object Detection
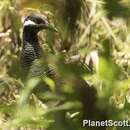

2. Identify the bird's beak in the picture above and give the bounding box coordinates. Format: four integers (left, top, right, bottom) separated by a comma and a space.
48, 25, 57, 32
45, 24, 57, 32
41, 20, 57, 32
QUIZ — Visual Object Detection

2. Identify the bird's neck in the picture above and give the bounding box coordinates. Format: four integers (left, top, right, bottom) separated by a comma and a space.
22, 29, 43, 72
22, 29, 42, 58
23, 29, 38, 43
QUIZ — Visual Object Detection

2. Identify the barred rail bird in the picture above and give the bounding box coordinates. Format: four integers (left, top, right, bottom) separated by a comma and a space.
21, 13, 56, 79
20, 13, 59, 101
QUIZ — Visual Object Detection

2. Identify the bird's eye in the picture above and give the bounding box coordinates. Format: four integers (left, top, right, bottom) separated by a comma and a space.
37, 19, 45, 24
31, 17, 46, 25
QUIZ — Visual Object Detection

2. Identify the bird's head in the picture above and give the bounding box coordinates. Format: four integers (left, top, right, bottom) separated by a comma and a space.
23, 13, 56, 33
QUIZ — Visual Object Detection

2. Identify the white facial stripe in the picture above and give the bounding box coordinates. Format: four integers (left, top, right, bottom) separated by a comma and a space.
24, 20, 36, 26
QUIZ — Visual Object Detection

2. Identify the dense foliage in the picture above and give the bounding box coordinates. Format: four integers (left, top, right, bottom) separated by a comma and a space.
0, 0, 130, 130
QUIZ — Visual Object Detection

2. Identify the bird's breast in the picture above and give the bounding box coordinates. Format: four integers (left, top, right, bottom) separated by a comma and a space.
21, 42, 41, 69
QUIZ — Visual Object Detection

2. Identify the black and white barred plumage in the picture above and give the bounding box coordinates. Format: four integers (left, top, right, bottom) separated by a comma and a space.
21, 13, 56, 79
